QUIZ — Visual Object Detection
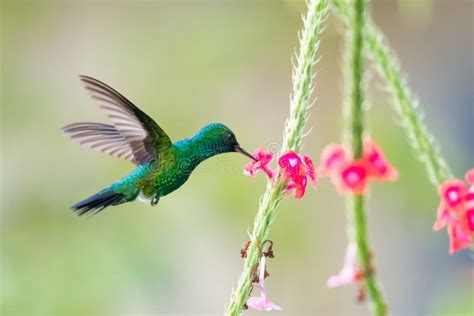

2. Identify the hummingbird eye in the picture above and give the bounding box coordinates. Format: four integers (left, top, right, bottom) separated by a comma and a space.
225, 132, 235, 143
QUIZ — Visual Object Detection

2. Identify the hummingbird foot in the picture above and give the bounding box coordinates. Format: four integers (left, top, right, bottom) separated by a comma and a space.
151, 195, 159, 207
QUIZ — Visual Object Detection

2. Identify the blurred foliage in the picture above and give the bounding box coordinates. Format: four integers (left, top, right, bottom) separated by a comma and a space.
1, 0, 472, 315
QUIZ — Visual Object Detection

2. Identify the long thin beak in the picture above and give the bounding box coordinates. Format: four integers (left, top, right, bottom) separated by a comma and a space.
235, 145, 257, 161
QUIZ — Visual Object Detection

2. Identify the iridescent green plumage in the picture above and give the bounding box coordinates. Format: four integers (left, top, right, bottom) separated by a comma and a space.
62, 76, 254, 215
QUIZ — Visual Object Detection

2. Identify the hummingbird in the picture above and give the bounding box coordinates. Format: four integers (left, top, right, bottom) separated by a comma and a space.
62, 76, 256, 216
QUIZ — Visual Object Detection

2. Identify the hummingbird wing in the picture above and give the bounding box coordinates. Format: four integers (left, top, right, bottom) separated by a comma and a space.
75, 75, 172, 165
61, 122, 136, 162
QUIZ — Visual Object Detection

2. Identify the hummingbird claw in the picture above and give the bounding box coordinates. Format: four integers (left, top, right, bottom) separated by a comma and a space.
151, 196, 159, 207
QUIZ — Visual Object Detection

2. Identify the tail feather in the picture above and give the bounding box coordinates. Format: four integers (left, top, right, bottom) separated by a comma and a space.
72, 189, 125, 216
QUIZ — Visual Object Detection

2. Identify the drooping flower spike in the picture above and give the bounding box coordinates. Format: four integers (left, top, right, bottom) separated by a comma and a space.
246, 256, 281, 312
433, 168, 474, 253
243, 148, 275, 180
319, 139, 398, 195
278, 151, 317, 199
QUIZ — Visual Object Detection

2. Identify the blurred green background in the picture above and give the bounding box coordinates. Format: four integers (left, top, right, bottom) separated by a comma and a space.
1, 0, 472, 315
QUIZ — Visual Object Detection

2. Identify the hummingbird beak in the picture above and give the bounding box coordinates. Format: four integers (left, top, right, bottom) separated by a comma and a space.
235, 145, 257, 161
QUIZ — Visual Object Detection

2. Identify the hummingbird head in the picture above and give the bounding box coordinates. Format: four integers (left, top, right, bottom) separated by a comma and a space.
195, 123, 256, 161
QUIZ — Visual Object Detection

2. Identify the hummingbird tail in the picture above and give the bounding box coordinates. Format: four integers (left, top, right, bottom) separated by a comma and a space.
71, 189, 125, 216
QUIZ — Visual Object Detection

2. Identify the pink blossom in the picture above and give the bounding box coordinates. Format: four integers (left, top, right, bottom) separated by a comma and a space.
278, 151, 317, 199
433, 168, 474, 253
438, 180, 467, 210
318, 143, 349, 176
447, 221, 472, 254
334, 161, 369, 195
246, 256, 281, 312
327, 243, 362, 288
285, 175, 308, 199
278, 151, 303, 180
432, 203, 456, 231
243, 148, 274, 180
319, 140, 398, 195
465, 209, 474, 232
363, 139, 398, 181
303, 155, 318, 186
465, 168, 474, 185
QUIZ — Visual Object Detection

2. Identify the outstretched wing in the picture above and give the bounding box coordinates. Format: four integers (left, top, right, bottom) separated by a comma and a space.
62, 76, 172, 165
61, 122, 136, 162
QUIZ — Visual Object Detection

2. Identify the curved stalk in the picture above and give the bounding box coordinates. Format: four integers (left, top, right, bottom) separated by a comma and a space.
225, 0, 329, 314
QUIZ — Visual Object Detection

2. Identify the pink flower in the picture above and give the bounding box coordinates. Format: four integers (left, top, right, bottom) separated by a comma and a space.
433, 168, 474, 253
465, 168, 474, 185
327, 243, 362, 288
438, 180, 467, 210
278, 151, 303, 180
278, 151, 317, 199
303, 156, 318, 186
318, 143, 349, 176
447, 221, 472, 254
363, 139, 398, 181
285, 175, 308, 199
246, 256, 281, 312
432, 203, 456, 231
319, 140, 398, 195
333, 160, 369, 195
465, 209, 474, 232
243, 148, 274, 180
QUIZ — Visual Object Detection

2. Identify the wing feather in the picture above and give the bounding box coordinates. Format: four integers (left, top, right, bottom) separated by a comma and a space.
78, 75, 171, 164
61, 123, 136, 162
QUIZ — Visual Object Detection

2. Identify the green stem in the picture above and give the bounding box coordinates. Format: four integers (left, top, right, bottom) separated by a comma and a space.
225, 1, 329, 314
344, 0, 388, 315
349, 0, 365, 159
333, 0, 452, 186
352, 195, 387, 315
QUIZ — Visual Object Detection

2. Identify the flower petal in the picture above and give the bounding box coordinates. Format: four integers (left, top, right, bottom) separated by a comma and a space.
243, 148, 274, 180
278, 151, 303, 180
432, 203, 455, 231
319, 143, 349, 176
438, 180, 468, 210
303, 155, 318, 186
363, 139, 398, 181
465, 209, 474, 232
246, 256, 281, 311
465, 168, 474, 186
448, 221, 472, 254
327, 243, 360, 288
333, 161, 368, 195
247, 296, 282, 312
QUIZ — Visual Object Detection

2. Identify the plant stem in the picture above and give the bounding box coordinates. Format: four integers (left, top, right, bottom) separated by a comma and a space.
333, 0, 452, 186
344, 0, 388, 315
225, 1, 329, 314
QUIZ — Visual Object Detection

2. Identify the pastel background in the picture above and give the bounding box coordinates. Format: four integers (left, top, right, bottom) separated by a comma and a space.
1, 0, 472, 315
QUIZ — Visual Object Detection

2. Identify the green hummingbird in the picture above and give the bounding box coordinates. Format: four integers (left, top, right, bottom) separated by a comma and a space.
62, 76, 256, 216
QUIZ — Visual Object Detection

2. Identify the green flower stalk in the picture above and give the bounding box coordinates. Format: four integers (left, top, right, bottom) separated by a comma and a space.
343, 0, 388, 315
333, 0, 452, 187
225, 0, 329, 314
